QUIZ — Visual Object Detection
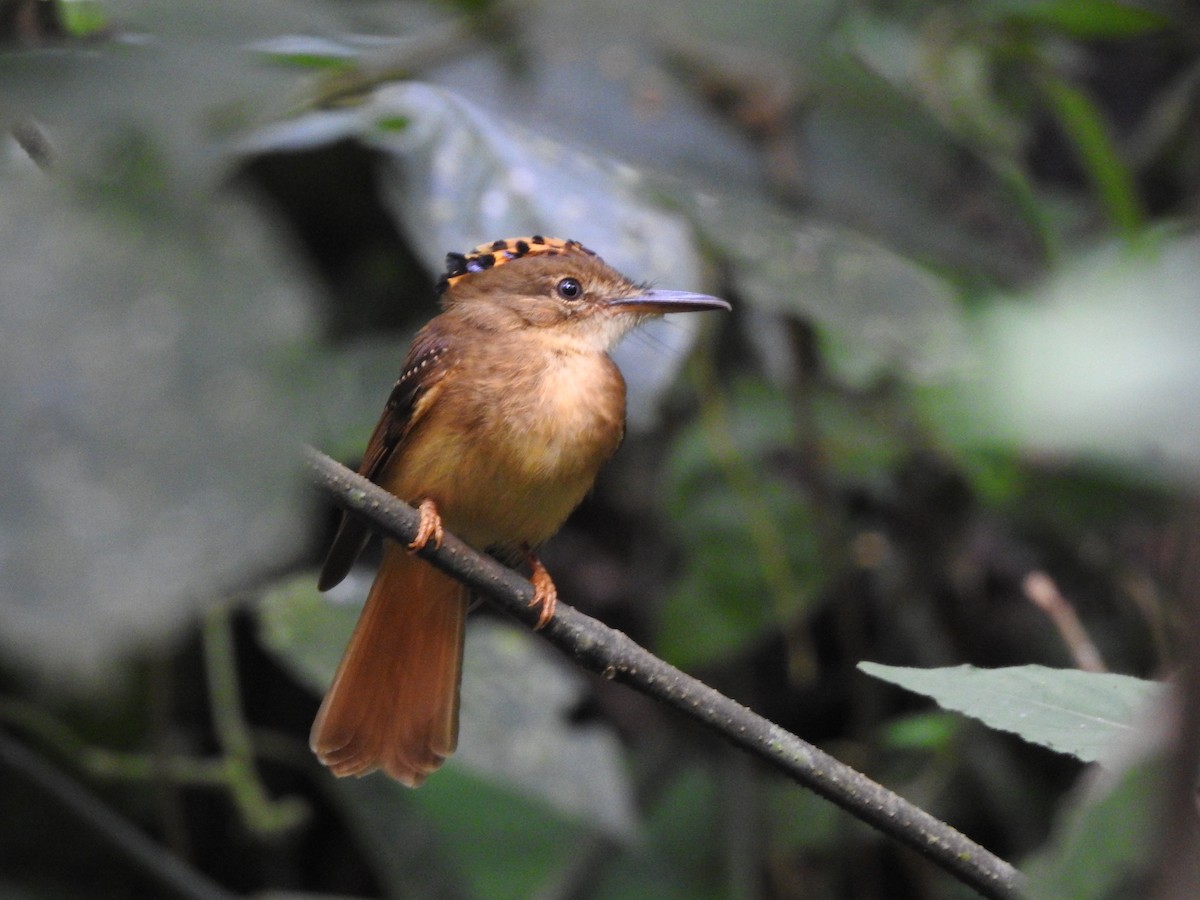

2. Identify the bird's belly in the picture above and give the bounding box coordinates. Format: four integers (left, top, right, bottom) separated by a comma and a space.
386, 354, 625, 550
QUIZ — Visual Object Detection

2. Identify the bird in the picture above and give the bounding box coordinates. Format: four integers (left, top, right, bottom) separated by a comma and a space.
311, 236, 729, 785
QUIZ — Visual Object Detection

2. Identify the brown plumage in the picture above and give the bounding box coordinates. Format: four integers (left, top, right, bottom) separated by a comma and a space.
312, 237, 728, 785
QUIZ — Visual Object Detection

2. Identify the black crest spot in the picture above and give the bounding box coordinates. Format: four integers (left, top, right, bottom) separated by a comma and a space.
444, 252, 469, 277
438, 236, 603, 291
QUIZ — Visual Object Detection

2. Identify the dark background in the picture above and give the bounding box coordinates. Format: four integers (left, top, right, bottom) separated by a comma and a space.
2, 1, 1199, 897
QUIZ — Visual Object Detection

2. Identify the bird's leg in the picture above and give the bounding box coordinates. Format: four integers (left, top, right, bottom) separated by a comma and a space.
522, 544, 557, 630
408, 499, 445, 553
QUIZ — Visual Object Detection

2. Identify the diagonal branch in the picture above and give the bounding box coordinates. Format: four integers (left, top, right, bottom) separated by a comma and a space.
303, 446, 1025, 900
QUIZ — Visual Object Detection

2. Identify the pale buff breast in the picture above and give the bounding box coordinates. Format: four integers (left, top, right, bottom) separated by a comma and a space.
386, 349, 626, 551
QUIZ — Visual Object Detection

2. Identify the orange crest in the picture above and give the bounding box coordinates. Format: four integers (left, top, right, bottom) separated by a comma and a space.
436, 236, 599, 294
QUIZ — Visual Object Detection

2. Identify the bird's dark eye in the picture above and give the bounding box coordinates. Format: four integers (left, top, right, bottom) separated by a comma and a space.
556, 277, 583, 301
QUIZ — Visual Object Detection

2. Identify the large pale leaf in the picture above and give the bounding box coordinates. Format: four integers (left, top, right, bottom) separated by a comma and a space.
676, 189, 972, 386
245, 76, 973, 402
243, 82, 718, 428
1, 4, 308, 186
0, 174, 316, 677
858, 663, 1161, 763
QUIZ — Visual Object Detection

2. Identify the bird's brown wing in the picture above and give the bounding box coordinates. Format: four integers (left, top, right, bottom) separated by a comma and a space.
318, 329, 454, 591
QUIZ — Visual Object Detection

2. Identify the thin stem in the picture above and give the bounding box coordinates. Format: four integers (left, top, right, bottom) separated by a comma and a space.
0, 614, 307, 840
0, 729, 236, 900
304, 445, 1025, 900
0, 697, 227, 784
202, 601, 309, 835
690, 356, 819, 678
1023, 571, 1106, 672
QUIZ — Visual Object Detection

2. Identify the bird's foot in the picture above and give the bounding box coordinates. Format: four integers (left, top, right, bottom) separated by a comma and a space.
523, 546, 558, 630
408, 499, 445, 553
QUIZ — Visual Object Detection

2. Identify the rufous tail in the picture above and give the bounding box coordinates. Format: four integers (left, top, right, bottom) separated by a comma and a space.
310, 541, 467, 786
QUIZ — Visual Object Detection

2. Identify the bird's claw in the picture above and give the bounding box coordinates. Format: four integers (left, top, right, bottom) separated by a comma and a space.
525, 550, 558, 630
408, 499, 445, 553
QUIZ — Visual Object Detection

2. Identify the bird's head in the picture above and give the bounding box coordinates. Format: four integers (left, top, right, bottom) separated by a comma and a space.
436, 236, 729, 351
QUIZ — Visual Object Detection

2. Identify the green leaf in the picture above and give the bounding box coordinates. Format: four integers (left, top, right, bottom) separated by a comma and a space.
325, 764, 593, 899
592, 765, 727, 900
995, 0, 1171, 38
677, 190, 971, 386
858, 663, 1161, 762
1039, 76, 1143, 235
768, 777, 843, 853
455, 620, 637, 839
256, 573, 356, 692
260, 576, 638, 895
55, 0, 108, 37
1024, 757, 1170, 898
247, 35, 362, 70
406, 768, 594, 900
880, 711, 963, 753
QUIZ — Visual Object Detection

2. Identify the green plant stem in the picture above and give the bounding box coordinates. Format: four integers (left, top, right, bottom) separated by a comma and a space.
1, 609, 311, 837
0, 729, 236, 900
690, 356, 816, 674
1039, 74, 1144, 236
201, 600, 309, 835
0, 697, 228, 784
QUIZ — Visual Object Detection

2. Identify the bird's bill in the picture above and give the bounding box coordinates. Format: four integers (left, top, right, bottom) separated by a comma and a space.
607, 289, 731, 314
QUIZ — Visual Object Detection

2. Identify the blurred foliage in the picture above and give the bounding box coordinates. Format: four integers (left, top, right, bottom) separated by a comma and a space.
2, 0, 1199, 898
